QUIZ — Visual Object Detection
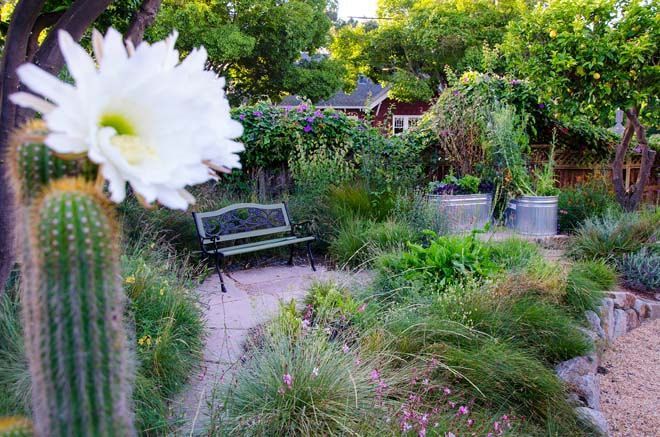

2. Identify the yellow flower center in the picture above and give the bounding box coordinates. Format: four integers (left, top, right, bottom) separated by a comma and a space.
110, 135, 157, 166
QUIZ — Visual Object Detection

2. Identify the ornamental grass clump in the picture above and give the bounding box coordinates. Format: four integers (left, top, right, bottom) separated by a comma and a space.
565, 262, 613, 314
568, 210, 659, 261
217, 332, 385, 435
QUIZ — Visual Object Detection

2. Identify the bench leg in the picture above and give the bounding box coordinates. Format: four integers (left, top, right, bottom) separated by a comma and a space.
288, 245, 294, 266
306, 241, 316, 272
214, 254, 227, 293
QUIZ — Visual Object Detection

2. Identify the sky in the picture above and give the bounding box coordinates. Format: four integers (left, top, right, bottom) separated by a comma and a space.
337, 0, 378, 20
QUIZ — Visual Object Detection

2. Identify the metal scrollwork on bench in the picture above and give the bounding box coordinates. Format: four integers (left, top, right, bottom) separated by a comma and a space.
202, 207, 287, 237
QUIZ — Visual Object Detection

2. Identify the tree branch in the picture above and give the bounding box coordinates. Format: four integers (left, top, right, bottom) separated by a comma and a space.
612, 115, 634, 207
125, 0, 163, 45
32, 0, 113, 75
26, 11, 64, 61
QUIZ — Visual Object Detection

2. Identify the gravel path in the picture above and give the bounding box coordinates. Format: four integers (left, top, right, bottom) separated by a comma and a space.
600, 318, 660, 437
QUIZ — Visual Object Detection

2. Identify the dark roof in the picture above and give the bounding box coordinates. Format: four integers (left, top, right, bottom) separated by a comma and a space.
280, 77, 390, 109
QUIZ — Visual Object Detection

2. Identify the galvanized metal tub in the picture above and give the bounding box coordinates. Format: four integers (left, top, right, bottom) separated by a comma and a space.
428, 194, 492, 233
507, 196, 558, 237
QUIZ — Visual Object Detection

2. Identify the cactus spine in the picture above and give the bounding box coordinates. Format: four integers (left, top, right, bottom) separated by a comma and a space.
22, 178, 134, 437
8, 121, 96, 205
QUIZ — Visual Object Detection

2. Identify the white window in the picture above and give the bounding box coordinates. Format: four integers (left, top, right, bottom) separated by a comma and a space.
392, 115, 422, 134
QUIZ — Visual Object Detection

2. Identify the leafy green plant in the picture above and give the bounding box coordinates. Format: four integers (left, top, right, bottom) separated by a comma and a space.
457, 175, 482, 194
382, 234, 496, 290
617, 248, 660, 293
558, 178, 619, 233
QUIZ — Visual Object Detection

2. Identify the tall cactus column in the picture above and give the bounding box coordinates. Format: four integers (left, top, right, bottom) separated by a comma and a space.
8, 122, 135, 436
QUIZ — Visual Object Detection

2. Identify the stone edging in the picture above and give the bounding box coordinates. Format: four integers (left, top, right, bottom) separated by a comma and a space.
554, 291, 660, 436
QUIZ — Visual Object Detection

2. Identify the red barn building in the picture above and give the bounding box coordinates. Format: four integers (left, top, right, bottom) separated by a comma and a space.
280, 76, 431, 134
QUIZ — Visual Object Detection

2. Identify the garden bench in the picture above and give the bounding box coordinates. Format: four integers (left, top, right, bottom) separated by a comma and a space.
192, 203, 315, 292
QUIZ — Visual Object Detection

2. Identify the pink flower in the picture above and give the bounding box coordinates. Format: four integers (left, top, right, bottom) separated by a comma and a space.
418, 428, 426, 437
493, 421, 502, 434
283, 373, 293, 387
443, 387, 451, 395
371, 369, 380, 381
467, 418, 474, 427
278, 386, 285, 395
357, 303, 367, 313
342, 344, 350, 353
355, 358, 362, 365
402, 422, 413, 432
458, 405, 469, 416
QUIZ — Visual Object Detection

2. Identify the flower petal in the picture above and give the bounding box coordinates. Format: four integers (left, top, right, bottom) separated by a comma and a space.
9, 92, 55, 114
58, 30, 96, 84
15, 64, 74, 103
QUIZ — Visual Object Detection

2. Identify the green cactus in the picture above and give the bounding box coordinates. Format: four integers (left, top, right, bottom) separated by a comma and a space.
8, 120, 96, 204
22, 178, 134, 437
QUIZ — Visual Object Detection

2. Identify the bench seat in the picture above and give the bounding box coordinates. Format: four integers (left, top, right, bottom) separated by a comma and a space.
214, 236, 315, 257
192, 202, 316, 292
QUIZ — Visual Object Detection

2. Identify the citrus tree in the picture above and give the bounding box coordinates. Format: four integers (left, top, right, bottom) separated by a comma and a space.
502, 0, 659, 211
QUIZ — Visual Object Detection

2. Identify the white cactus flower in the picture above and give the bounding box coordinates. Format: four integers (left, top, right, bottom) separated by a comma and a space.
10, 28, 244, 209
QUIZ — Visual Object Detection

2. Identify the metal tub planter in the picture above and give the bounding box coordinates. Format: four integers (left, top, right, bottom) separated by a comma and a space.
428, 193, 492, 233
506, 196, 558, 237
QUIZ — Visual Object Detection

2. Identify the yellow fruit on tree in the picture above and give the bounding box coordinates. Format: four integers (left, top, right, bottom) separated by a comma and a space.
549, 29, 558, 38
593, 72, 601, 80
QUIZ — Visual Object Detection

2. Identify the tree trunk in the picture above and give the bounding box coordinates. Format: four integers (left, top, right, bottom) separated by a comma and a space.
612, 108, 657, 212
0, 0, 46, 292
125, 0, 163, 45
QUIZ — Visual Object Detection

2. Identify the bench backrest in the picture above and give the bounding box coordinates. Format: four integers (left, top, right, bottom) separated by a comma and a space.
192, 203, 291, 244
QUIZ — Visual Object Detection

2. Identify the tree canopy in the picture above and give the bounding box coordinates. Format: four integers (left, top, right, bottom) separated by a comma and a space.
502, 0, 659, 127
331, 0, 529, 101
148, 0, 345, 103
502, 0, 659, 211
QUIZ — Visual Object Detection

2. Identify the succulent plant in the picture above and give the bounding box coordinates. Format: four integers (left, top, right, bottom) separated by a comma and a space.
19, 178, 135, 436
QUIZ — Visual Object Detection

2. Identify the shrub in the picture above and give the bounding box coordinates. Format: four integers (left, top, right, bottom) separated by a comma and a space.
618, 248, 660, 293
329, 219, 416, 268
381, 234, 496, 290
558, 178, 619, 233
215, 331, 384, 435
